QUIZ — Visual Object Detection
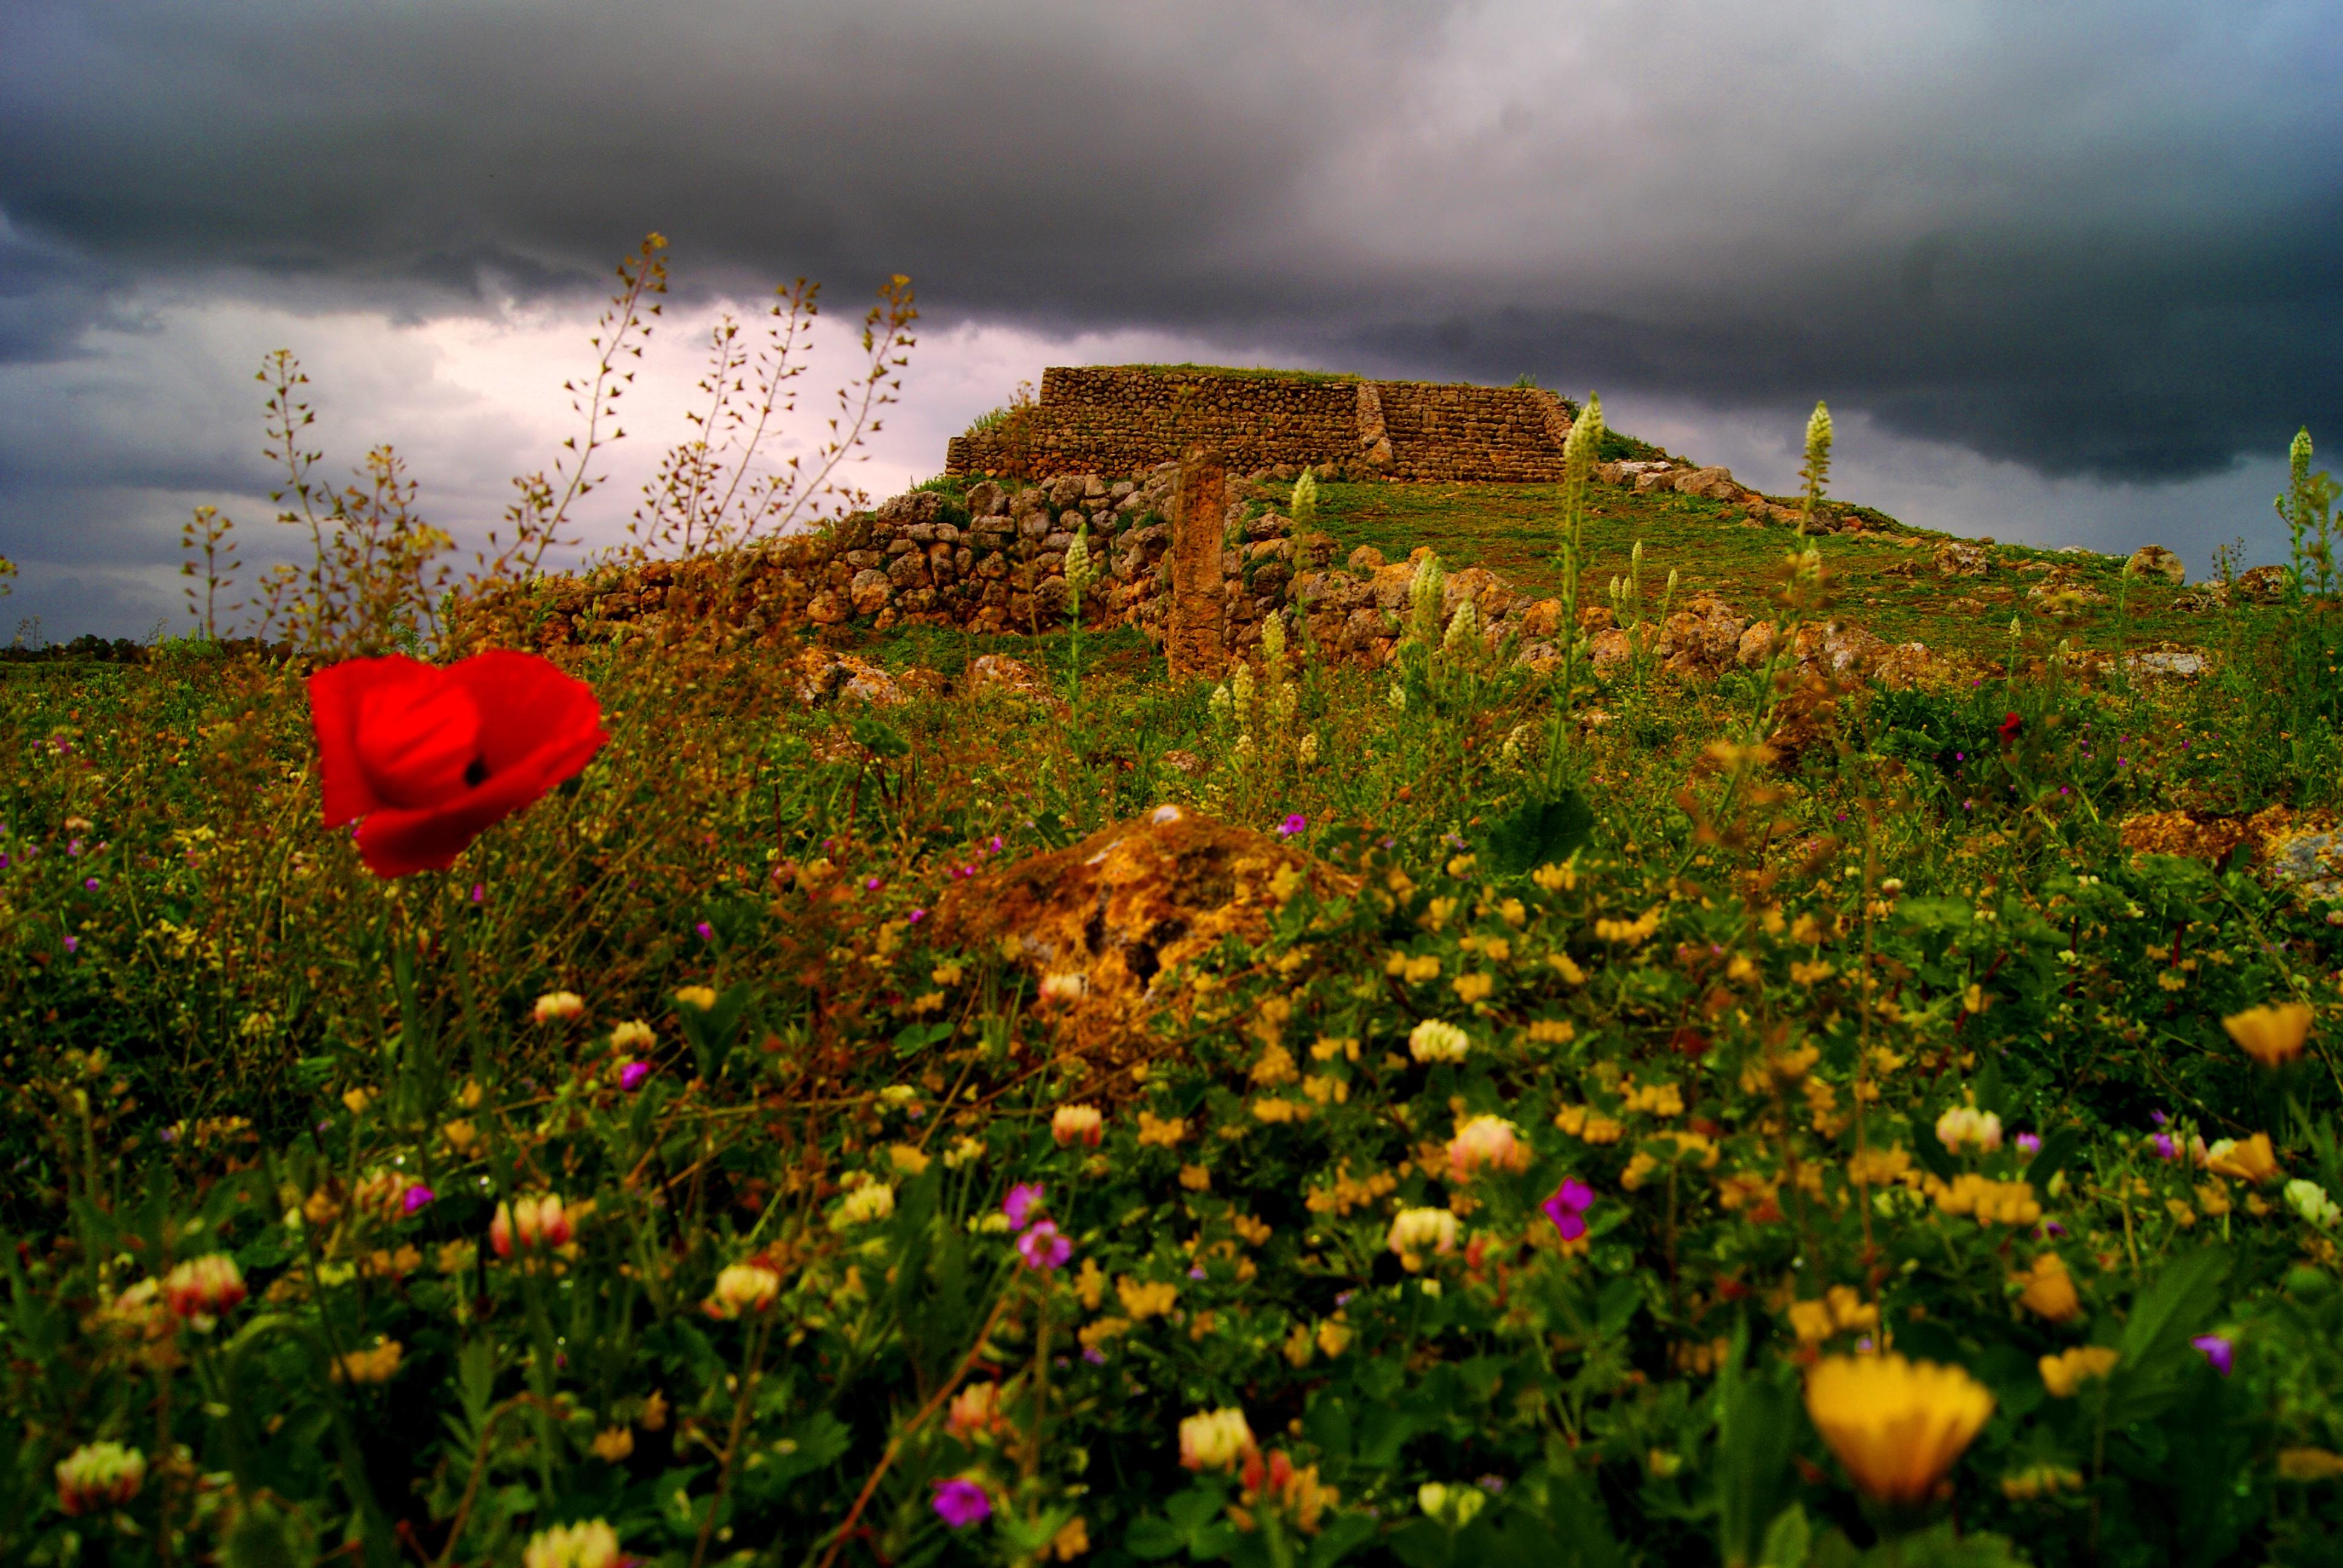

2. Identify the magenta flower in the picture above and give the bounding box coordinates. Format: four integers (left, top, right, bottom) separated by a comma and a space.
1542, 1177, 1595, 1242
619, 1062, 651, 1093
1277, 813, 1306, 838
402, 1184, 434, 1215
2153, 1132, 2178, 1162
62, 936, 78, 955
470, 883, 485, 904
1003, 1183, 1046, 1230
2015, 1132, 2042, 1156
933, 1477, 991, 1528
1016, 1221, 1072, 1271
2192, 1334, 2235, 1377
695, 921, 714, 941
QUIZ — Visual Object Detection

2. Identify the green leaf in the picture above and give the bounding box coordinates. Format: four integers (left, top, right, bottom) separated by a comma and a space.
1484, 789, 1594, 877
2118, 1246, 2230, 1367
1596, 1275, 1644, 1339
851, 716, 911, 757
1123, 1517, 1186, 1561
2024, 1126, 2082, 1192
1758, 1503, 1812, 1568
891, 1019, 953, 1057
1910, 1118, 1959, 1183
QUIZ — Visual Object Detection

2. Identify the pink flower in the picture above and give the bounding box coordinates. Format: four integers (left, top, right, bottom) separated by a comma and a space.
491, 1193, 573, 1258
1446, 1116, 1529, 1182
1016, 1221, 1072, 1270
618, 1062, 650, 1093
1004, 1183, 1046, 1230
163, 1254, 247, 1321
1276, 813, 1306, 838
1541, 1177, 1595, 1243
402, 1184, 434, 1215
932, 1477, 991, 1528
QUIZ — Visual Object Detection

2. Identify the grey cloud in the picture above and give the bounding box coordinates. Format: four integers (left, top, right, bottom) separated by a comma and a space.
0, 0, 2335, 558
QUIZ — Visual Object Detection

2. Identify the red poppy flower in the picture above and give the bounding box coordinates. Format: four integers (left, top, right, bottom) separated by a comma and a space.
1997, 711, 2024, 743
309, 651, 607, 877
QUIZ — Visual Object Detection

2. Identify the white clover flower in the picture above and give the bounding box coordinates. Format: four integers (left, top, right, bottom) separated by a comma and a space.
1179, 1407, 1254, 1471
1934, 1106, 2003, 1155
1386, 1207, 1461, 1270
2286, 1178, 2341, 1229
1409, 1019, 1471, 1064
831, 1183, 897, 1230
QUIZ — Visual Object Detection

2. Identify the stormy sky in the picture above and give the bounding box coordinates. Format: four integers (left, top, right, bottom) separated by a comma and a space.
2, 0, 2337, 639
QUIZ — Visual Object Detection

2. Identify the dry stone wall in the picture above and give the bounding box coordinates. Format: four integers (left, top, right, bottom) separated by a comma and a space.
464, 460, 1952, 696
946, 366, 1579, 483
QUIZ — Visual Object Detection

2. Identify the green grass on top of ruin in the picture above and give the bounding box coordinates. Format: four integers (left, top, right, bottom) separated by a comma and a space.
1273, 477, 2222, 665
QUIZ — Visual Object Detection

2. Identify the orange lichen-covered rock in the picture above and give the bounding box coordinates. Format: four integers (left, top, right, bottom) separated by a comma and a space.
932, 805, 1358, 1053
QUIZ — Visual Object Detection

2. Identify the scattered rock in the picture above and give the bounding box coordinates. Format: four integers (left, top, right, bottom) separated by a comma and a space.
2126, 544, 2186, 584
1657, 594, 1748, 673
931, 806, 1359, 1060
792, 648, 909, 707
1934, 541, 1989, 577
2117, 806, 2343, 904
2126, 648, 2207, 679
1347, 544, 1386, 574
1672, 466, 1742, 501
965, 654, 1058, 703
2234, 565, 2290, 604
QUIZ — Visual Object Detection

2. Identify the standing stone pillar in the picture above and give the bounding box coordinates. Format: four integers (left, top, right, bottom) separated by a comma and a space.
1166, 443, 1227, 679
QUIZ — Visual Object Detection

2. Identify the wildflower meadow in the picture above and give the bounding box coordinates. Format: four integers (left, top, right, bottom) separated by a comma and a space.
7, 241, 2343, 1568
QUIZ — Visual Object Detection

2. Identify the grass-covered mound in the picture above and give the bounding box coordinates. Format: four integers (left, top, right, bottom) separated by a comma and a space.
7, 538, 2343, 1567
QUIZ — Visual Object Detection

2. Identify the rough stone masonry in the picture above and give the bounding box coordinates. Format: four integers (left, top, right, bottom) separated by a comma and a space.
946, 366, 1579, 483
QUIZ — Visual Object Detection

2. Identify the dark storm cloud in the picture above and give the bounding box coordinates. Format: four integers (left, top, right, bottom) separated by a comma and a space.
1, 0, 2338, 480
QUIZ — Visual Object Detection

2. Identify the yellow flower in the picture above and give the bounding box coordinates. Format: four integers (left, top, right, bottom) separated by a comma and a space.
1452, 971, 1494, 1003
672, 985, 718, 1011
332, 1339, 404, 1384
1803, 1354, 1994, 1506
2038, 1345, 2120, 1397
2224, 1002, 2312, 1067
1791, 1287, 1877, 1344
1789, 1298, 1835, 1345
1929, 1173, 2041, 1226
1137, 1111, 1188, 1147
522, 1519, 621, 1568
1847, 1146, 1915, 1189
2016, 1253, 2082, 1324
1117, 1276, 1179, 1320
609, 1019, 655, 1051
591, 1426, 634, 1462
1179, 1164, 1212, 1191
1620, 1079, 1683, 1117
2206, 1133, 2281, 1184
2278, 1448, 2343, 1481
532, 991, 586, 1024
888, 1143, 931, 1176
